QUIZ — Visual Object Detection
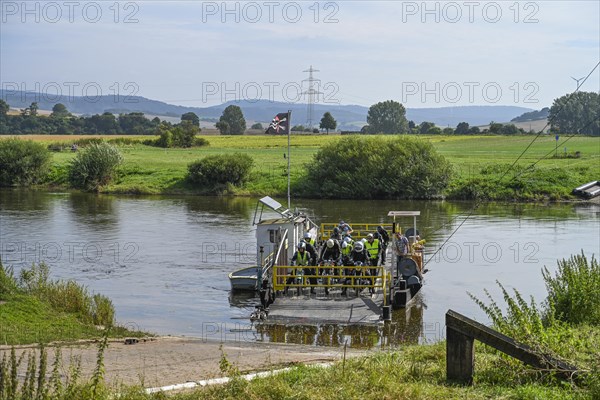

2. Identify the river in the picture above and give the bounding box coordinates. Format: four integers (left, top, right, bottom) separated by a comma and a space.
1, 190, 598, 347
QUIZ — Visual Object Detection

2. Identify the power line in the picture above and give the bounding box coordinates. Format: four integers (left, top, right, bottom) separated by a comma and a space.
423, 60, 600, 267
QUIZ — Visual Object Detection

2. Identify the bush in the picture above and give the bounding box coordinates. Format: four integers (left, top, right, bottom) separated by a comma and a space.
298, 136, 452, 199
68, 142, 123, 191
187, 153, 253, 188
0, 138, 51, 186
155, 129, 173, 148
542, 252, 600, 325
193, 137, 209, 147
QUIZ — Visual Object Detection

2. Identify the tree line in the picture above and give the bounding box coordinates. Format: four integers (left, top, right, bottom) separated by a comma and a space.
0, 100, 203, 135
2, 91, 597, 136
361, 92, 599, 136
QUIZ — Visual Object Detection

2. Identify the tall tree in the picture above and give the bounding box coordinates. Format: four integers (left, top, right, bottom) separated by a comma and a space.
455, 122, 470, 135
366, 100, 408, 134
181, 112, 200, 127
218, 105, 246, 135
29, 102, 39, 116
549, 91, 599, 136
319, 112, 337, 133
51, 103, 71, 118
419, 121, 435, 135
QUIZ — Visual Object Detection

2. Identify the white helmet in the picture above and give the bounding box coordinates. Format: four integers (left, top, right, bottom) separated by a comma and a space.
304, 232, 311, 240
326, 239, 334, 249
367, 233, 374, 240
344, 236, 352, 243
297, 242, 306, 250
354, 242, 364, 252
342, 241, 348, 249
361, 238, 367, 244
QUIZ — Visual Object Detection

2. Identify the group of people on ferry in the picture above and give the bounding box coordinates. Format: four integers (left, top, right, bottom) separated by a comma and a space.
287, 220, 411, 295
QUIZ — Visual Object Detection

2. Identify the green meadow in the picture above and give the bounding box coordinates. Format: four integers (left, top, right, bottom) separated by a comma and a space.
22, 134, 600, 199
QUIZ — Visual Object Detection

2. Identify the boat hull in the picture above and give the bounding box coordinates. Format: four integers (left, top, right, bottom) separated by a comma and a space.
229, 266, 259, 291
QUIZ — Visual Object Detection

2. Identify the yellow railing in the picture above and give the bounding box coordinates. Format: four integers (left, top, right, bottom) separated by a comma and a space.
273, 264, 388, 292
320, 223, 393, 241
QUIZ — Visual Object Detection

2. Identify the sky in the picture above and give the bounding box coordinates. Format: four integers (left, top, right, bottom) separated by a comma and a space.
1, 0, 599, 108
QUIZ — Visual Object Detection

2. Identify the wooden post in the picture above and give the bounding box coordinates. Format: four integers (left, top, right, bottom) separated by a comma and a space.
445, 310, 579, 385
446, 324, 474, 384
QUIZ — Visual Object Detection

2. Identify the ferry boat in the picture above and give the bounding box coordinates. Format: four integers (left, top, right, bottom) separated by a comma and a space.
229, 198, 427, 324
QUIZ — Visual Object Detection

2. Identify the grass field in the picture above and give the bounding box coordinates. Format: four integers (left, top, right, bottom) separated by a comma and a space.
4, 134, 599, 199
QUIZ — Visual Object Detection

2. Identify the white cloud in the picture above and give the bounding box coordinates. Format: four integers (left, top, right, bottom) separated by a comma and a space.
1, 1, 598, 107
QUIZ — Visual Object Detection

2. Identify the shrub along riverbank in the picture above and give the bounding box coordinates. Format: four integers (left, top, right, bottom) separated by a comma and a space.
0, 261, 145, 345
0, 134, 597, 201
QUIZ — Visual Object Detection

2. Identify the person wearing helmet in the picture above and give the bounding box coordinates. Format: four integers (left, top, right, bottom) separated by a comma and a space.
340, 240, 354, 295
341, 240, 353, 265
303, 232, 316, 248
319, 238, 342, 295
300, 238, 318, 265
364, 233, 381, 294
287, 241, 316, 294
319, 238, 341, 264
330, 227, 342, 241
347, 241, 369, 295
376, 226, 390, 265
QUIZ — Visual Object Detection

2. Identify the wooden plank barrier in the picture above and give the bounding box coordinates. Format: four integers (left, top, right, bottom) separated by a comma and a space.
445, 309, 579, 385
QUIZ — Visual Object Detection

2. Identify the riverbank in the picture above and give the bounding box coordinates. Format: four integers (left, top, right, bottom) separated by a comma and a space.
0, 337, 367, 389
0, 262, 145, 345
9, 134, 599, 201
1, 333, 594, 399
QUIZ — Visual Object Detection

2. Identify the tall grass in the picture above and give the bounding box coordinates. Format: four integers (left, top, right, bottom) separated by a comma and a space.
0, 264, 18, 300
5, 261, 115, 327
469, 252, 600, 388
543, 252, 600, 325
0, 333, 112, 400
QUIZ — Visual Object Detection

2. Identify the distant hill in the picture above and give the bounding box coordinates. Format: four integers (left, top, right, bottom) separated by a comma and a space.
511, 107, 550, 122
480, 119, 550, 133
1, 90, 534, 129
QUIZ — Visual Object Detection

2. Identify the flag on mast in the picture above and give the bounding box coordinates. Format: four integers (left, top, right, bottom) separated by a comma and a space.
265, 112, 291, 135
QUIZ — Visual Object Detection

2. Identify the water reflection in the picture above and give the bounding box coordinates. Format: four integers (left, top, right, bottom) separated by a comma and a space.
68, 192, 116, 216
183, 196, 253, 220
253, 298, 426, 349
256, 322, 381, 349
228, 291, 260, 308
0, 189, 53, 212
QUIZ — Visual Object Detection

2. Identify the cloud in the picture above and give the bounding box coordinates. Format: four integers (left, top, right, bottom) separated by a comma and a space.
1, 1, 598, 107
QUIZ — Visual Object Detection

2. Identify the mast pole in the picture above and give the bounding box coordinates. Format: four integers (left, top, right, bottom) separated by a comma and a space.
287, 110, 292, 211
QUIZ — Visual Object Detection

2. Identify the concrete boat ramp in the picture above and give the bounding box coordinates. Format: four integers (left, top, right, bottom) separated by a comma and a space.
265, 290, 386, 325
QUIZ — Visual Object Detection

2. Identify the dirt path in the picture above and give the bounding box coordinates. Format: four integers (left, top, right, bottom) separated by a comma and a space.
0, 337, 371, 389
